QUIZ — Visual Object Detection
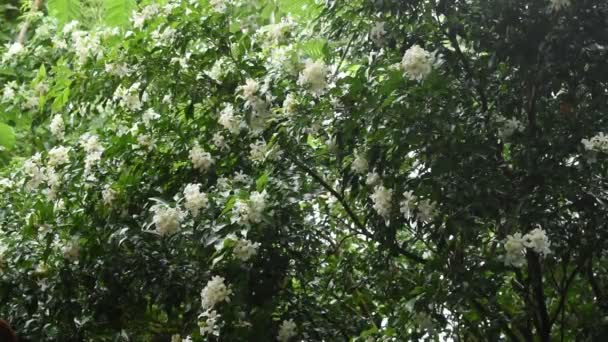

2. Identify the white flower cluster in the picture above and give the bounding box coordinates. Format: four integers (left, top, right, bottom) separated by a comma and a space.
370, 22, 386, 45
50, 114, 65, 140
1, 81, 17, 103
142, 108, 160, 127
218, 103, 242, 135
105, 63, 132, 77
190, 145, 215, 172
277, 319, 297, 342
201, 275, 232, 310
48, 146, 71, 167
371, 185, 392, 218
581, 132, 608, 154
209, 0, 229, 13
400, 191, 437, 222
351, 152, 369, 174
249, 140, 280, 165
504, 228, 551, 267
70, 30, 102, 64
2, 42, 25, 62
206, 58, 233, 84
114, 82, 145, 111
496, 116, 525, 139
233, 238, 260, 261
183, 183, 209, 217
282, 94, 298, 115
400, 45, 433, 81
23, 153, 46, 190
232, 191, 268, 226
298, 59, 328, 96
61, 238, 80, 261
151, 26, 177, 47
102, 185, 117, 206
549, 0, 570, 12
151, 204, 184, 236
199, 309, 221, 337
238, 78, 270, 132
131, 4, 160, 29
80, 133, 104, 176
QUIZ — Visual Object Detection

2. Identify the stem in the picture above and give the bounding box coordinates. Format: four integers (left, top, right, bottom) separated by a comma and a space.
16, 0, 44, 44
526, 251, 551, 342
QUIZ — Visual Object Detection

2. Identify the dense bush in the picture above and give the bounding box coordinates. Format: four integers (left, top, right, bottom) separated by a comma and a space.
1, 0, 608, 341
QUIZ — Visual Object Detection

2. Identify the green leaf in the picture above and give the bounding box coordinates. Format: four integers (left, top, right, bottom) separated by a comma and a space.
103, 0, 137, 28
47, 0, 82, 25
0, 122, 16, 150
278, 0, 321, 19
256, 172, 270, 191
299, 38, 329, 60
220, 196, 236, 217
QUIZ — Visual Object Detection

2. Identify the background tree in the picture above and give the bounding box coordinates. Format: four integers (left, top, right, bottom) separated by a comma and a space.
0, 0, 607, 341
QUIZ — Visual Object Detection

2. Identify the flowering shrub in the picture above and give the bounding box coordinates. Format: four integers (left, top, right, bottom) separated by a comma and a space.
1, 0, 608, 341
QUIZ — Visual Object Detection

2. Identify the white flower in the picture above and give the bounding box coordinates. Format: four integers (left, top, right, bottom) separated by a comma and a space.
0, 178, 13, 189
142, 108, 160, 126
190, 145, 215, 171
232, 191, 268, 226
207, 58, 229, 83
61, 238, 80, 261
417, 198, 437, 222
401, 45, 433, 81
48, 146, 71, 167
351, 152, 368, 174
497, 116, 525, 139
400, 190, 417, 220
209, 0, 228, 13
504, 233, 526, 267
240, 78, 260, 102
201, 276, 232, 310
523, 228, 551, 256
102, 185, 117, 206
298, 59, 328, 96
370, 22, 386, 45
151, 204, 184, 236
212, 132, 228, 150
282, 94, 298, 115
2, 42, 25, 62
549, 0, 570, 11
105, 63, 132, 77
218, 104, 242, 134
504, 228, 551, 267
199, 309, 221, 337
113, 83, 143, 111
2, 82, 17, 103
183, 183, 208, 217
24, 153, 45, 190
49, 114, 65, 139
151, 26, 177, 46
131, 5, 160, 29
46, 167, 62, 199
80, 133, 103, 153
249, 140, 279, 164
365, 172, 380, 186
582, 132, 608, 153
371, 185, 392, 218
79, 134, 104, 174
233, 238, 260, 261
277, 319, 297, 342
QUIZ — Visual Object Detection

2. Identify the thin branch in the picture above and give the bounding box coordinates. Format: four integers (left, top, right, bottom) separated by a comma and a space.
16, 0, 44, 44
526, 251, 551, 342
286, 153, 426, 264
